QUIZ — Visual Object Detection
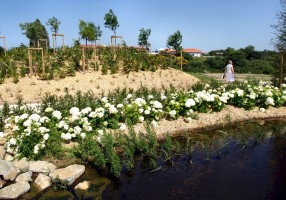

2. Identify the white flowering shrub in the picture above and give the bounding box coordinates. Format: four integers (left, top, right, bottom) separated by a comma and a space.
1, 81, 286, 161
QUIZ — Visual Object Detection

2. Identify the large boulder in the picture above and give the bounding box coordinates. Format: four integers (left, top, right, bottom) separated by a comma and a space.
29, 161, 57, 173
34, 173, 51, 192
49, 164, 85, 185
0, 182, 30, 199
15, 171, 33, 183
0, 160, 20, 181
13, 157, 29, 172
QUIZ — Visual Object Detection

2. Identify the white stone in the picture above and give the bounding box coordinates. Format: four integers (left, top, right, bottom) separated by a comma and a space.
29, 161, 57, 173
0, 182, 30, 199
75, 180, 90, 190
13, 157, 29, 172
15, 171, 32, 183
49, 164, 85, 185
35, 173, 51, 192
0, 160, 20, 181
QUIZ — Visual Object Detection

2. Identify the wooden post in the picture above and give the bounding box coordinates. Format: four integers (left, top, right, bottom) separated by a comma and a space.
28, 48, 44, 76
41, 48, 45, 73
280, 50, 284, 88
28, 49, 32, 76
82, 47, 85, 73
52, 34, 65, 52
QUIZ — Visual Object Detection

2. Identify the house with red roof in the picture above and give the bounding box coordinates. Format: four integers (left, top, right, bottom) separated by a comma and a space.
183, 48, 203, 57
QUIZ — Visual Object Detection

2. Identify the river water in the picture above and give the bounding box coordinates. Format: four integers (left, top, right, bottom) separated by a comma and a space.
29, 119, 286, 200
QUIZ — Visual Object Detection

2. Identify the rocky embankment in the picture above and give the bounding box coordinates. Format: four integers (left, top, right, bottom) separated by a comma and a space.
0, 152, 87, 199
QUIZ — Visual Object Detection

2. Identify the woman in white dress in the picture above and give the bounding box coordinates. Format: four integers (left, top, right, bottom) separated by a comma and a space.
224, 60, 234, 83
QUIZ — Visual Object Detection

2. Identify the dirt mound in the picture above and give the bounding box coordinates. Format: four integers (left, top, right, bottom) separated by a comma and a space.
0, 68, 199, 104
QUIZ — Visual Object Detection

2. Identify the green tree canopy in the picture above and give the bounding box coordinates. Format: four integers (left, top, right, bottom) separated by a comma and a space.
104, 9, 119, 36
79, 20, 101, 46
19, 19, 49, 47
46, 16, 61, 34
167, 30, 182, 53
138, 28, 151, 50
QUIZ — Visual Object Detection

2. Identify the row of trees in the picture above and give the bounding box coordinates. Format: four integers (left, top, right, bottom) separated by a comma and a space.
16, 9, 183, 51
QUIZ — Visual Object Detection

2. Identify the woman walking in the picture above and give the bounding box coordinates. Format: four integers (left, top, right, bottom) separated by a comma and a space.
224, 60, 235, 83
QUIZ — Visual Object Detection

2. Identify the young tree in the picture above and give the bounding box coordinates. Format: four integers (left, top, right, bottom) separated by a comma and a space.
94, 25, 102, 42
138, 28, 151, 50
19, 19, 49, 47
272, 0, 286, 50
104, 9, 119, 44
79, 20, 97, 46
46, 17, 61, 48
167, 30, 182, 53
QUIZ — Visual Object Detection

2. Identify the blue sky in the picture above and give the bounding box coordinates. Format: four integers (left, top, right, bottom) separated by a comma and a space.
0, 0, 281, 52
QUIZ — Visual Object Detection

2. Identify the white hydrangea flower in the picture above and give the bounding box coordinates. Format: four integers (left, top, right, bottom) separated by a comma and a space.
81, 107, 92, 115
135, 98, 146, 107
138, 116, 144, 123
97, 129, 104, 136
70, 107, 80, 115
108, 105, 118, 114
151, 120, 157, 127
43, 133, 49, 140
97, 112, 104, 118
161, 95, 167, 100
52, 110, 62, 120
153, 101, 163, 109
23, 119, 32, 127
88, 111, 97, 118
265, 97, 274, 106
148, 95, 154, 99
139, 108, 144, 113
33, 144, 39, 154
101, 97, 108, 103
45, 107, 54, 112
120, 123, 127, 131
80, 132, 86, 139
169, 110, 177, 118
40, 116, 50, 123
29, 114, 41, 122
126, 94, 133, 99
0, 132, 4, 138
20, 113, 29, 120
74, 126, 82, 135
117, 104, 124, 108
144, 110, 150, 115
103, 121, 108, 126
259, 108, 266, 113
185, 99, 196, 107
9, 138, 17, 145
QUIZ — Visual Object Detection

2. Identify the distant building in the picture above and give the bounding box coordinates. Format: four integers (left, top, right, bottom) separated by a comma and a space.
183, 48, 203, 57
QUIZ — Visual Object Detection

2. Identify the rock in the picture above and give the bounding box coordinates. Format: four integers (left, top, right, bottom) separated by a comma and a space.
34, 173, 51, 192
184, 117, 192, 123
49, 164, 85, 185
0, 179, 6, 189
4, 154, 14, 162
13, 157, 29, 172
15, 171, 32, 183
29, 161, 57, 173
75, 181, 90, 190
0, 182, 30, 199
0, 146, 5, 160
0, 160, 20, 181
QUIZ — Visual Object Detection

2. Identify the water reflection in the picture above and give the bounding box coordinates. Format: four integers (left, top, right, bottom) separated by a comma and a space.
30, 119, 286, 200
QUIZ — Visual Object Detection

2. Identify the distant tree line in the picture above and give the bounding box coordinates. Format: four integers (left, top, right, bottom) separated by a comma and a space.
183, 45, 280, 75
